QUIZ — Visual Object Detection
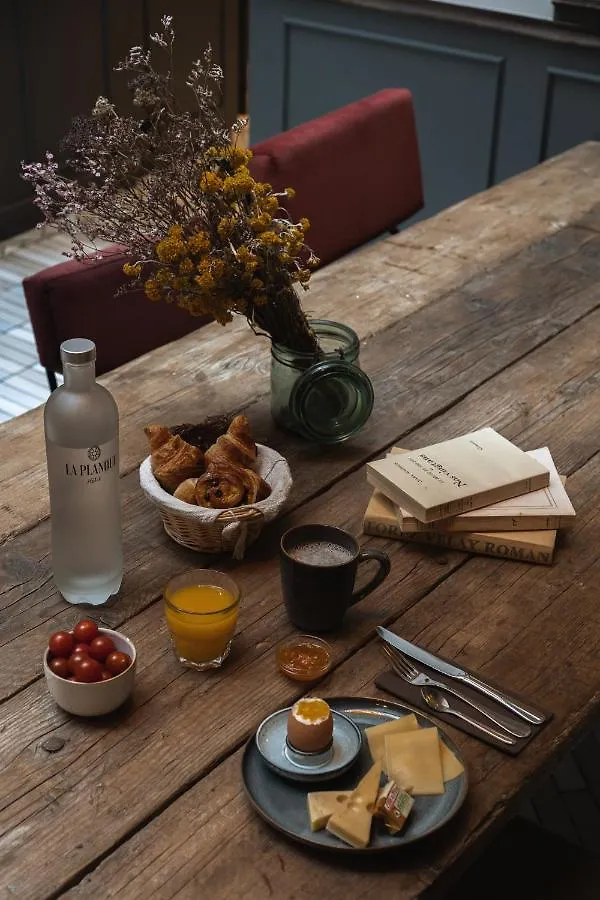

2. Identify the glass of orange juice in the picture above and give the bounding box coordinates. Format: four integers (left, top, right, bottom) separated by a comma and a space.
164, 569, 241, 670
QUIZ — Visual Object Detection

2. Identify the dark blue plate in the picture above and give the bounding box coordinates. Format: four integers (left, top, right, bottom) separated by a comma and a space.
242, 696, 468, 853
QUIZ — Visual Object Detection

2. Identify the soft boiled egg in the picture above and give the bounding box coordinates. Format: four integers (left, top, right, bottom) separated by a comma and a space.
287, 697, 333, 753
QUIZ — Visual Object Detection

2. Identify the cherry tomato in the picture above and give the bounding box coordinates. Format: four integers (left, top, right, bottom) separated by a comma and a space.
73, 642, 91, 654
73, 657, 103, 683
48, 631, 75, 659
100, 669, 113, 681
88, 635, 115, 662
73, 619, 99, 644
49, 657, 70, 679
105, 651, 132, 676
68, 650, 90, 674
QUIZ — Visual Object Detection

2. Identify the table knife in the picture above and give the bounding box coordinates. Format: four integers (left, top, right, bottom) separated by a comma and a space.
376, 626, 547, 725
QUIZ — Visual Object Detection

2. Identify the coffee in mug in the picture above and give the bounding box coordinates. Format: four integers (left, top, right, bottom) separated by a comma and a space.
287, 541, 354, 567
280, 524, 391, 632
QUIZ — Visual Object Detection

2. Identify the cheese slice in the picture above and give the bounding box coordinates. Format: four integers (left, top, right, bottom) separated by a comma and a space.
326, 762, 382, 849
384, 727, 445, 795
365, 714, 419, 767
307, 791, 351, 831
439, 740, 464, 782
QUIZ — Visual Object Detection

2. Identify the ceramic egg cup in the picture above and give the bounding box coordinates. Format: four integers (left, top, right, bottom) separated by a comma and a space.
255, 707, 362, 782
43, 627, 136, 716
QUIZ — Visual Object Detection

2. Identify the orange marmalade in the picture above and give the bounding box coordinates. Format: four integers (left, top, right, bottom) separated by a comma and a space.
276, 635, 332, 682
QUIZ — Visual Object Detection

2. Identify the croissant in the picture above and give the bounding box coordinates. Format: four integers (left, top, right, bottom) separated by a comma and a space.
204, 414, 257, 470
149, 434, 205, 493
144, 424, 172, 453
173, 477, 199, 504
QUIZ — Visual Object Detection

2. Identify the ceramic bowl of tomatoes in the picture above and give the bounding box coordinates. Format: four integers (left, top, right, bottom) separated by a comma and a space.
43, 618, 136, 716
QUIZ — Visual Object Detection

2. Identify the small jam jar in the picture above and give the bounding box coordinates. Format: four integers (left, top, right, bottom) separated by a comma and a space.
276, 634, 332, 682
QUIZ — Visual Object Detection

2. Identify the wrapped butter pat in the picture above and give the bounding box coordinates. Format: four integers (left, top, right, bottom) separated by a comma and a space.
374, 781, 414, 834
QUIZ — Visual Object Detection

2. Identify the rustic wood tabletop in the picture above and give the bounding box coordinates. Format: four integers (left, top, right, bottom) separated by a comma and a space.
2, 141, 600, 899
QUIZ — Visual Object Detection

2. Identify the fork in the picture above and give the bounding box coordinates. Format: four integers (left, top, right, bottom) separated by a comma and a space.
380, 643, 531, 739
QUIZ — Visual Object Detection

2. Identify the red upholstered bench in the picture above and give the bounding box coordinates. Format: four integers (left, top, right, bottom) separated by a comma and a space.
23, 249, 210, 389
249, 88, 423, 267
24, 88, 422, 390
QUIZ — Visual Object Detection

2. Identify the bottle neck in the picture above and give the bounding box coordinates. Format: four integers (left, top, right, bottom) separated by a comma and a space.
62, 361, 96, 391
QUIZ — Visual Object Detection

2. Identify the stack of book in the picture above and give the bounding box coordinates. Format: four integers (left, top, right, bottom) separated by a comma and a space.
363, 428, 575, 566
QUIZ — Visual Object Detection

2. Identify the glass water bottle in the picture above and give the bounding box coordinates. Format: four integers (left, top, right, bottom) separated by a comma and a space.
44, 339, 123, 605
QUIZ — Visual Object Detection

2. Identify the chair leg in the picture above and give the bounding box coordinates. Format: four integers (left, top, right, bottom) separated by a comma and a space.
46, 369, 58, 392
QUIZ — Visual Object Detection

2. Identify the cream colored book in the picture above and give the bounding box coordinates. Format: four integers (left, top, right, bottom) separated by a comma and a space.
393, 447, 575, 532
366, 427, 550, 523
363, 489, 561, 566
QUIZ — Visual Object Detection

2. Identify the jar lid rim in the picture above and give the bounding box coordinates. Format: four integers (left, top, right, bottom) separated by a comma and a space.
289, 359, 374, 444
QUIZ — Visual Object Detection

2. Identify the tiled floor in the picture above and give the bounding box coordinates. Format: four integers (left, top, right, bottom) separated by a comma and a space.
0, 226, 70, 420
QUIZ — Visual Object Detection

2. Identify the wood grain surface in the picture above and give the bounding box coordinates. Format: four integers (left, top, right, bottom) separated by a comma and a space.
2, 142, 600, 900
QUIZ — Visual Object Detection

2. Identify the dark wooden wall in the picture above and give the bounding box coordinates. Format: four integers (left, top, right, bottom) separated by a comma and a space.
248, 0, 600, 225
1, 0, 247, 240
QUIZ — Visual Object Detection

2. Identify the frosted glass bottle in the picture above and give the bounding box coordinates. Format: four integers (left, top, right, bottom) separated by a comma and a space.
44, 339, 123, 605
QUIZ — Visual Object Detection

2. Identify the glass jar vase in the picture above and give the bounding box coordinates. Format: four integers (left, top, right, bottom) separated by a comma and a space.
270, 319, 374, 444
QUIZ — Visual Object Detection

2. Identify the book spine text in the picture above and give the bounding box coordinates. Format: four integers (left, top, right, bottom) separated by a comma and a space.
363, 518, 555, 565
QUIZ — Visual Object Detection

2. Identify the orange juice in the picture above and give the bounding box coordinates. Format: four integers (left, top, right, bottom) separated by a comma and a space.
165, 583, 239, 666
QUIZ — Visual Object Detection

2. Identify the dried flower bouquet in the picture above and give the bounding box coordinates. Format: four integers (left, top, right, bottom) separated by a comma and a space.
22, 15, 320, 353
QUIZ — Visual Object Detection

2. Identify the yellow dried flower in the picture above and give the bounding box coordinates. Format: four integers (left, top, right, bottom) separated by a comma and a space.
144, 278, 161, 301
200, 171, 222, 193
230, 147, 252, 169
223, 169, 255, 197
123, 262, 142, 277
155, 234, 184, 263
187, 231, 211, 255
249, 212, 272, 233
262, 196, 279, 215
237, 246, 256, 264
257, 231, 280, 247
217, 216, 236, 239
194, 272, 215, 292
210, 258, 225, 280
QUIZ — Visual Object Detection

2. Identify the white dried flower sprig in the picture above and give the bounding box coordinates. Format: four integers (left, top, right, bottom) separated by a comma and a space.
21, 13, 320, 353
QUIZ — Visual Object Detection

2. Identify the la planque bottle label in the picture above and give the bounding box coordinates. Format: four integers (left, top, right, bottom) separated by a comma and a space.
47, 438, 119, 489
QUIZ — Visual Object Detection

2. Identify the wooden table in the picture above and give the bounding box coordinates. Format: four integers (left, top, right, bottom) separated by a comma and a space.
3, 141, 600, 899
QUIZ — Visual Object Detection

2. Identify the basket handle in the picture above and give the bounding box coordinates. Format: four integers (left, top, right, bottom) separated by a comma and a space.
216, 507, 264, 524
218, 506, 264, 559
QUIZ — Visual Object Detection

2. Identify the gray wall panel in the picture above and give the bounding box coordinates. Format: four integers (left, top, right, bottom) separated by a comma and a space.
542, 68, 600, 160
250, 0, 600, 225
284, 19, 504, 213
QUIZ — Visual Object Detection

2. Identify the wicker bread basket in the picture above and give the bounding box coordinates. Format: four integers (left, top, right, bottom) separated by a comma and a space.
139, 443, 292, 559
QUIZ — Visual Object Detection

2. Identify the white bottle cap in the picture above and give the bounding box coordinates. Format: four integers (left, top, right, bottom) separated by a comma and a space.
60, 338, 96, 365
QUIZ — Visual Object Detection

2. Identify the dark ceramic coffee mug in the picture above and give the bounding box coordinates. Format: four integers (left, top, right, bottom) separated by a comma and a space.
280, 524, 391, 632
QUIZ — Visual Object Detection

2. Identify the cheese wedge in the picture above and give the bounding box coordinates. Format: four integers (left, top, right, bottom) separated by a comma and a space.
326, 762, 382, 849
384, 727, 445, 795
307, 791, 351, 831
439, 740, 464, 782
365, 714, 419, 766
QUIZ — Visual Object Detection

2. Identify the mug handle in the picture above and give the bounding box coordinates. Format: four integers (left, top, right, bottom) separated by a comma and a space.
349, 550, 391, 607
